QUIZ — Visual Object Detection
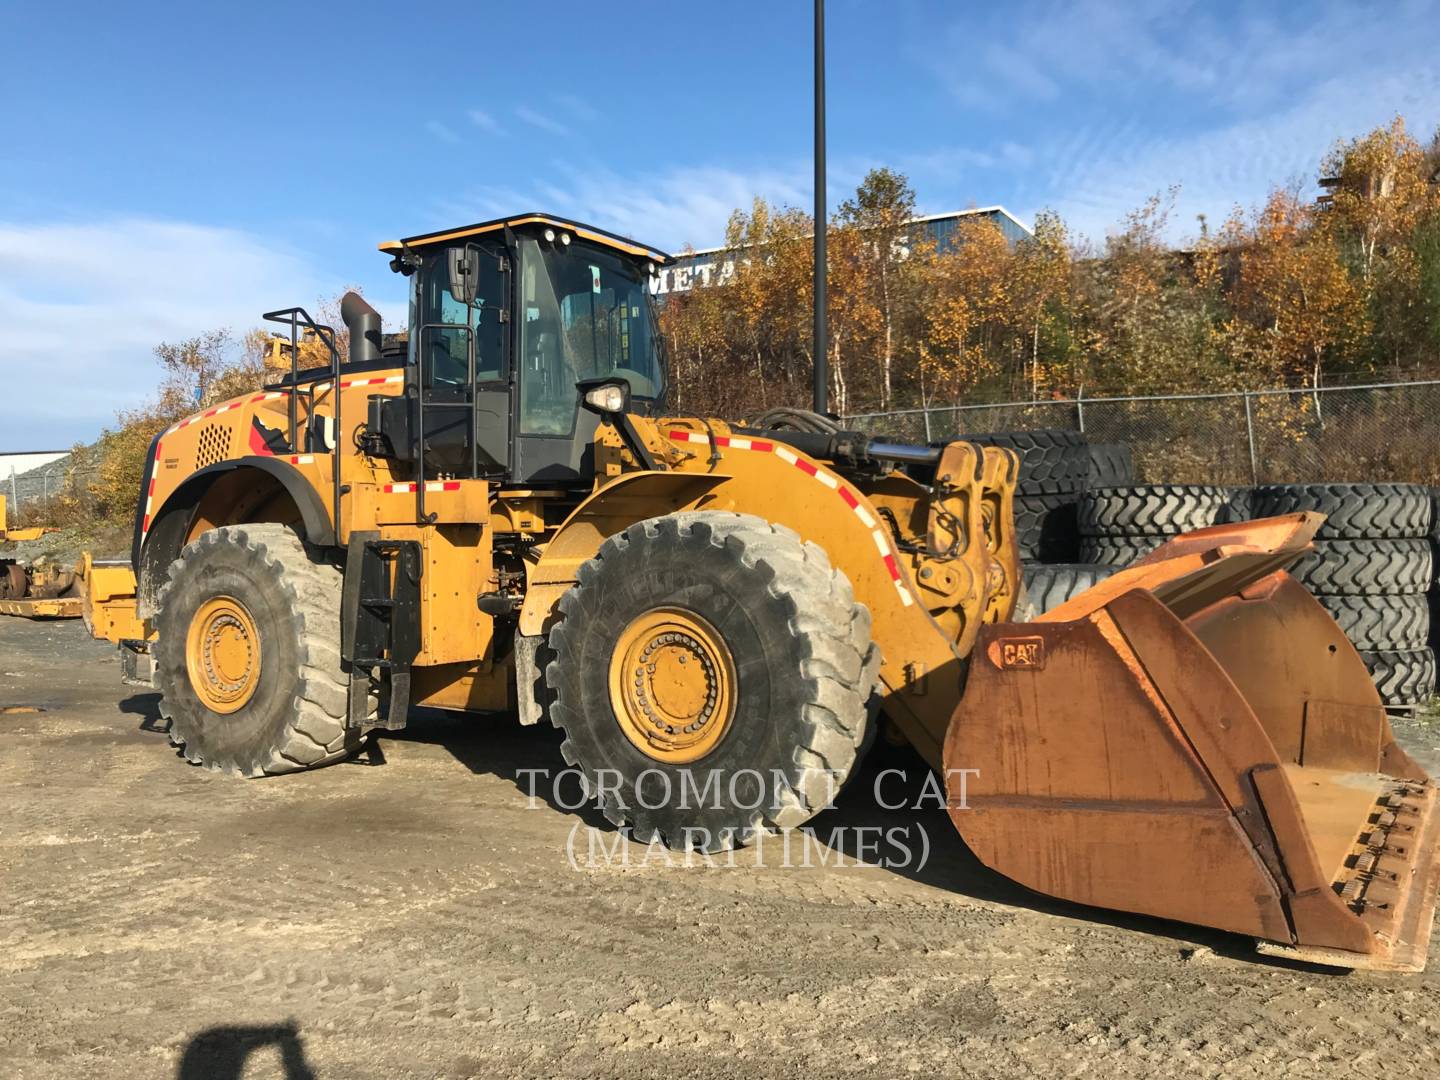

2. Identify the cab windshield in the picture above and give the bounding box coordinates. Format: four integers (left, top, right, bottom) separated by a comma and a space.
517, 237, 664, 435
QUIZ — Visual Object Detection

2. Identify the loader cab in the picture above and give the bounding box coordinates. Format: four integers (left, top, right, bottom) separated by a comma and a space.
382, 215, 669, 487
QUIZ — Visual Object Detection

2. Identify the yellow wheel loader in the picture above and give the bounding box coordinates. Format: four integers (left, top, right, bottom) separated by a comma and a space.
88, 214, 1439, 970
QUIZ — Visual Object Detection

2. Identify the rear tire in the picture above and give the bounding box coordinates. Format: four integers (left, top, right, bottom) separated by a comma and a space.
153, 524, 372, 777
545, 512, 880, 851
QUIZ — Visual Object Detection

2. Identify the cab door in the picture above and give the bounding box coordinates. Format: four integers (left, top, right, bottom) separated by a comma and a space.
415, 241, 511, 478
466, 240, 511, 473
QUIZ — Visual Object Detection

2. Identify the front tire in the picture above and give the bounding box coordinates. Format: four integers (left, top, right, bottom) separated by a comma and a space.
545, 512, 880, 851
153, 524, 371, 776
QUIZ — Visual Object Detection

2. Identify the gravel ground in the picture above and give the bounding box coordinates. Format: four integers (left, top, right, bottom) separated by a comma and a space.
3, 616, 1439, 1079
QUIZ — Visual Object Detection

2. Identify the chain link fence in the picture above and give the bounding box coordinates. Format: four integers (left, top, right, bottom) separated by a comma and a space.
4, 456, 83, 513
846, 380, 1440, 487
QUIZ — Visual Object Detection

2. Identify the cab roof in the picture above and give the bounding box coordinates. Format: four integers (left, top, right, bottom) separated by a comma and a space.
377, 213, 671, 264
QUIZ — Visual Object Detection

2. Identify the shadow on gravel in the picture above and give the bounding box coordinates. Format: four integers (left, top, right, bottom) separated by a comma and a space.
119, 692, 166, 732
377, 708, 1332, 972
813, 739, 1339, 972
379, 707, 614, 833
176, 1022, 315, 1079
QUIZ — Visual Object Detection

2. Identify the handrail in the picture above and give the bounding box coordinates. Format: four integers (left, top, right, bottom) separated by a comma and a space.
262, 307, 344, 541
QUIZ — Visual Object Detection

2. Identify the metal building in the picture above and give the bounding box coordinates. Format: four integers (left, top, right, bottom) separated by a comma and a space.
650, 206, 1032, 295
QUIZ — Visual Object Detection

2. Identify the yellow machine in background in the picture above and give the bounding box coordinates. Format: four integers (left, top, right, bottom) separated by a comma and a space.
0, 494, 80, 618
84, 213, 1440, 972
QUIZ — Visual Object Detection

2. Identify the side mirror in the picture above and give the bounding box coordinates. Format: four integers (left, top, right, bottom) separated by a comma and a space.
447, 247, 476, 304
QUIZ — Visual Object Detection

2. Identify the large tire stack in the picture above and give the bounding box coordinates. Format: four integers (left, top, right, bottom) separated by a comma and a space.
965, 430, 1090, 562
1251, 484, 1435, 708
1077, 485, 1234, 566
963, 424, 1436, 710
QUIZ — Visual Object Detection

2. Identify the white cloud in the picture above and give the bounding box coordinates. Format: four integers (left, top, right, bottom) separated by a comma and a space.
425, 120, 461, 144
0, 220, 344, 449
917, 0, 1440, 245
468, 108, 505, 135
438, 161, 815, 253
1015, 75, 1440, 247
515, 106, 572, 138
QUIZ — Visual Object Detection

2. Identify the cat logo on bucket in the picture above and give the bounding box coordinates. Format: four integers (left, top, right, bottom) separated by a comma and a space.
993, 635, 1045, 670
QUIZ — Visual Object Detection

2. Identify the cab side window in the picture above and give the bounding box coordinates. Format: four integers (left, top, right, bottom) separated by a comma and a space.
416, 243, 509, 397
469, 243, 507, 384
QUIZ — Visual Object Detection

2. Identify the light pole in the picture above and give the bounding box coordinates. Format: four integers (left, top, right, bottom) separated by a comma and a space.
813, 0, 828, 415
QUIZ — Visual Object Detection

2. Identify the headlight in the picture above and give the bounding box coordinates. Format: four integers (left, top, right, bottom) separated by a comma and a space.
583, 383, 628, 414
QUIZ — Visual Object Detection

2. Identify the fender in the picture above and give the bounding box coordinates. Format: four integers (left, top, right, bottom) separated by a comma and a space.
517, 470, 730, 637
133, 456, 335, 617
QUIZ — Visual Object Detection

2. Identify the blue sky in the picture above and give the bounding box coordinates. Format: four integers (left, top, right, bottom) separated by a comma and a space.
2, 0, 1438, 449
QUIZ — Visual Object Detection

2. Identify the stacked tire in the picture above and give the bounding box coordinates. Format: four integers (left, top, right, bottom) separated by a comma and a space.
965, 430, 1089, 562
1251, 483, 1435, 708
1077, 485, 1234, 567
1019, 563, 1117, 620
1431, 489, 1440, 701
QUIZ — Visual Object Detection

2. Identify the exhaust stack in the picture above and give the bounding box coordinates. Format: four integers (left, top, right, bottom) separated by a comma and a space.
340, 291, 382, 367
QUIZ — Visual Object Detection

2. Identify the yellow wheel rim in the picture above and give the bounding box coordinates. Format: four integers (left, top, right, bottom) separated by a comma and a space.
608, 607, 737, 764
185, 595, 262, 713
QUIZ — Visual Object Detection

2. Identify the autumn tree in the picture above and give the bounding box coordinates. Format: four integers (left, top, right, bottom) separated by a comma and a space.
1225, 189, 1369, 388
1319, 118, 1440, 376
1010, 210, 1076, 396
836, 168, 923, 409
657, 118, 1440, 418
915, 217, 1019, 403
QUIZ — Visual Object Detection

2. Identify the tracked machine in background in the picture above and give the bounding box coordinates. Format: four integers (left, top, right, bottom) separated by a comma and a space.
84, 214, 1439, 971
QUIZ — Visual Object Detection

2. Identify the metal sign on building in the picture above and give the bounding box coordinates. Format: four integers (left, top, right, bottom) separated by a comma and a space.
650, 206, 1032, 296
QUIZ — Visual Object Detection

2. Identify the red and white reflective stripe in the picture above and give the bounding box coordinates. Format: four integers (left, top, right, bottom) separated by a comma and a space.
383, 481, 461, 494
167, 391, 287, 434
666, 429, 914, 607
316, 374, 405, 391
286, 455, 315, 465
141, 441, 164, 534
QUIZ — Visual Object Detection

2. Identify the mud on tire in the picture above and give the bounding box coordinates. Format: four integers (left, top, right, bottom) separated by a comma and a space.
153, 524, 372, 776
545, 512, 880, 852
